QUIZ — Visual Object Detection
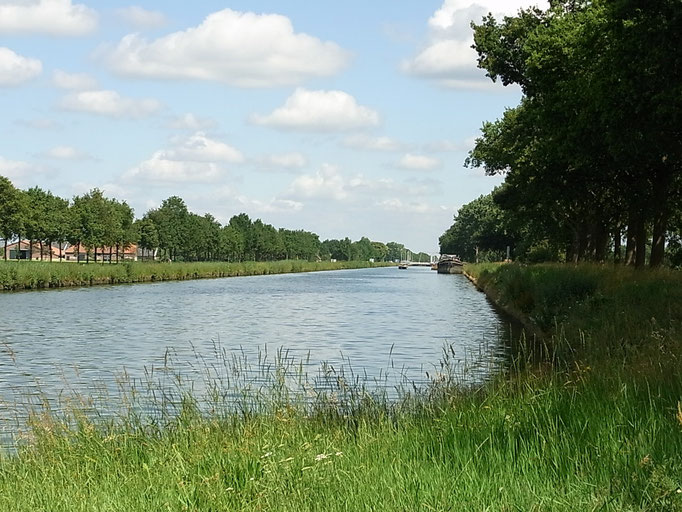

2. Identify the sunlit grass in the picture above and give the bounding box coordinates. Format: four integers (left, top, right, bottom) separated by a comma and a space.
0, 260, 392, 291
1, 356, 681, 511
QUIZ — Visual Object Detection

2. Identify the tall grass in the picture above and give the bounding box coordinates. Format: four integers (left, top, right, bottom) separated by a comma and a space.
466, 262, 682, 364
0, 260, 392, 291
1, 345, 681, 511
0, 263, 680, 510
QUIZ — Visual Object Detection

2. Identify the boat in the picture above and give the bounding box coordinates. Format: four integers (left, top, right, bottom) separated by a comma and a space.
430, 263, 438, 271
436, 254, 463, 274
398, 263, 409, 269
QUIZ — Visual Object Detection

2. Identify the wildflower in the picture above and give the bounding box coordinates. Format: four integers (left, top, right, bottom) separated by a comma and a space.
315, 453, 329, 462
261, 451, 272, 459
335, 451, 343, 457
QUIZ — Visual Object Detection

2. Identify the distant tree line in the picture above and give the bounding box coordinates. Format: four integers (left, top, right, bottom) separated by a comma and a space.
444, 1, 682, 268
0, 176, 425, 263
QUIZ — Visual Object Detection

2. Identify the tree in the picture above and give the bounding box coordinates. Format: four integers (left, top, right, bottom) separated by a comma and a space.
371, 242, 388, 262
0, 176, 26, 260
43, 192, 71, 261
468, 1, 682, 268
147, 196, 190, 261
71, 189, 112, 263
351, 237, 374, 261
136, 217, 158, 261
24, 187, 50, 260
440, 191, 514, 262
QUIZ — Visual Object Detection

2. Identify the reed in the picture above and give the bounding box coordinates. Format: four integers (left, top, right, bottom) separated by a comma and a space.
0, 260, 392, 291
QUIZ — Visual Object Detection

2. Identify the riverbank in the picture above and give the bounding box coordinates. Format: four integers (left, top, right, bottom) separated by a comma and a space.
0, 260, 393, 291
1, 263, 681, 510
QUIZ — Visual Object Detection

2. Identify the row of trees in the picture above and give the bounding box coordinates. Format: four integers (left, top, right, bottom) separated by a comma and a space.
0, 175, 425, 263
0, 177, 134, 262
449, 0, 681, 268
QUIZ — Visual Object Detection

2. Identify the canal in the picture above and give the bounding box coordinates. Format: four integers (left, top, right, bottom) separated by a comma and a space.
0, 266, 513, 440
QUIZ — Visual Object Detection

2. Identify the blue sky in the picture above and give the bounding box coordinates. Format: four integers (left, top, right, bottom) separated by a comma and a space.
0, 0, 546, 254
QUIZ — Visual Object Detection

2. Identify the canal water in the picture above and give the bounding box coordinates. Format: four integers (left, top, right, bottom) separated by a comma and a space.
0, 266, 513, 441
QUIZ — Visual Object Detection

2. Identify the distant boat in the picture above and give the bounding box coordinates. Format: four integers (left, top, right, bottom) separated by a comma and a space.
398, 263, 409, 269
437, 255, 463, 274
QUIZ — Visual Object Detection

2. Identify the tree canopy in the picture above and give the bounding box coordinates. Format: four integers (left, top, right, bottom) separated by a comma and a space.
442, 0, 682, 267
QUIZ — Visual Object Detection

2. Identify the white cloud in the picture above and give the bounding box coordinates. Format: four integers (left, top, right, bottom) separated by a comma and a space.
0, 47, 41, 86
236, 196, 304, 214
343, 134, 405, 152
286, 164, 347, 201
72, 182, 129, 199
115, 6, 167, 29
52, 69, 97, 90
166, 132, 244, 163
423, 136, 477, 152
60, 89, 161, 118
377, 198, 444, 214
0, 156, 34, 179
168, 113, 216, 131
252, 88, 380, 132
0, 0, 97, 36
125, 155, 222, 184
397, 153, 441, 171
284, 164, 438, 203
105, 8, 349, 87
257, 152, 307, 170
403, 0, 548, 89
123, 132, 243, 183
42, 145, 92, 160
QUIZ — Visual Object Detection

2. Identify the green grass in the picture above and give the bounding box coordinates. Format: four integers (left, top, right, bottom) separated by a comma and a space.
465, 262, 682, 363
1, 365, 680, 511
0, 263, 681, 510
0, 260, 392, 291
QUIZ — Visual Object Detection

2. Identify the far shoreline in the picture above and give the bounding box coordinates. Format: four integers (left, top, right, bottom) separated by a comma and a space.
0, 260, 395, 293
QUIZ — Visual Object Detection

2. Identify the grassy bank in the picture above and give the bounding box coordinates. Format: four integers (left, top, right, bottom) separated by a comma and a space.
465, 262, 682, 364
1, 263, 681, 510
0, 260, 392, 291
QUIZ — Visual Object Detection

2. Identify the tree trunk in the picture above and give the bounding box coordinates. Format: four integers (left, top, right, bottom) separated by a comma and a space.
568, 228, 579, 263
29, 240, 34, 261
577, 223, 589, 262
625, 216, 637, 266
635, 220, 647, 269
650, 215, 667, 268
110, 246, 113, 264
650, 172, 671, 268
39, 240, 44, 261
613, 228, 622, 264
594, 223, 609, 263
3, 238, 6, 260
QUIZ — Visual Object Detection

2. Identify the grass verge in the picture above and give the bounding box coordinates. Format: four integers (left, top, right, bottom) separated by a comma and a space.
0, 260, 392, 291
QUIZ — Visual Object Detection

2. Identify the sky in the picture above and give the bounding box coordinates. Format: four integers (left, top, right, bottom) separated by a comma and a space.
0, 0, 548, 255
